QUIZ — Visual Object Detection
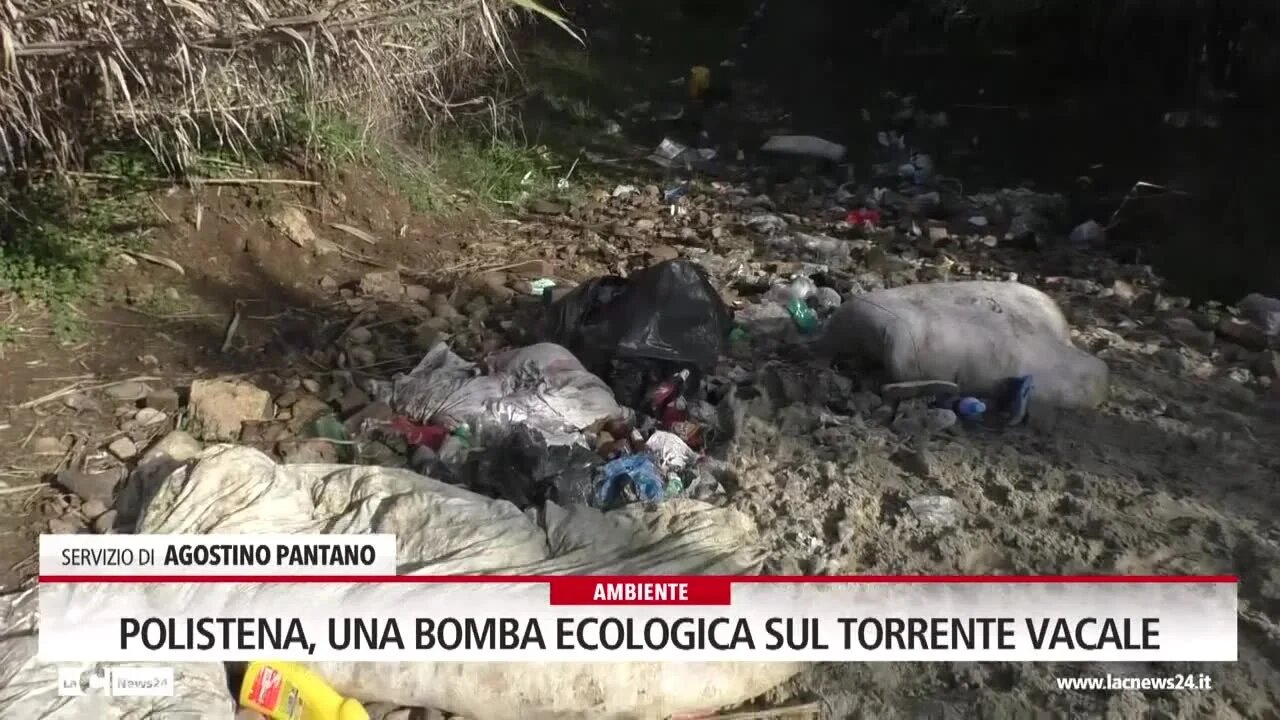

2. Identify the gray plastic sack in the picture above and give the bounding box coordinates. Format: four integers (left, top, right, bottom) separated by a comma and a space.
821, 280, 1109, 408
369, 342, 623, 447
4, 446, 797, 720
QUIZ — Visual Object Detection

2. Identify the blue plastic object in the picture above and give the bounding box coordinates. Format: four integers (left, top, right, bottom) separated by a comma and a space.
594, 454, 665, 508
1006, 375, 1034, 426
664, 183, 690, 203
954, 397, 986, 418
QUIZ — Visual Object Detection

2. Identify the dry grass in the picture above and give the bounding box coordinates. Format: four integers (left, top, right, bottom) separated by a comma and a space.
0, 0, 575, 174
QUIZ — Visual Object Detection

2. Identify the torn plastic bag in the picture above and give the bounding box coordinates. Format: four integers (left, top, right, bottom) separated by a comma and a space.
113, 445, 796, 719
452, 423, 602, 508
540, 259, 732, 395
0, 587, 234, 719
820, 281, 1109, 409
368, 342, 622, 449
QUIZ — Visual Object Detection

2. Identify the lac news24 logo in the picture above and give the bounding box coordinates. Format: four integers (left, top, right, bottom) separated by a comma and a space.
57, 665, 174, 697
57, 666, 112, 696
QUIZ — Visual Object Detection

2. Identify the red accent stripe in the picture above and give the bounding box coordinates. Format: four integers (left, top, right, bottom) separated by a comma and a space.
37, 574, 1240, 584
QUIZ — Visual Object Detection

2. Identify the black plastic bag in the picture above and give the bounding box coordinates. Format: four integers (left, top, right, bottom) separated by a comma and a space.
541, 259, 732, 382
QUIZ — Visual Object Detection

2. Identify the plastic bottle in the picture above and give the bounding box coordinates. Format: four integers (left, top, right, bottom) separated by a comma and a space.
239, 661, 369, 720
786, 298, 820, 334
954, 397, 986, 418
648, 369, 690, 411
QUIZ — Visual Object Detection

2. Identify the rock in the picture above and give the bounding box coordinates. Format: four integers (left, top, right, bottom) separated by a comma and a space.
347, 346, 377, 367
145, 388, 181, 412
93, 509, 118, 534
62, 392, 101, 413
1254, 351, 1280, 379
319, 275, 339, 290
404, 284, 432, 302
812, 286, 843, 310
849, 391, 883, 415
290, 395, 335, 428
240, 421, 290, 446
360, 270, 404, 298
107, 436, 138, 460
270, 206, 318, 248
302, 378, 322, 393
57, 467, 127, 505
908, 495, 965, 527
1110, 279, 1138, 303
104, 380, 150, 402
1217, 316, 1268, 350
634, 217, 658, 232
891, 407, 956, 436
428, 296, 460, 319
188, 379, 273, 441
134, 407, 167, 426
528, 199, 567, 215
1155, 348, 1193, 375
646, 244, 680, 262
338, 386, 372, 415
312, 236, 340, 256
1164, 317, 1214, 352
893, 446, 934, 478
31, 436, 67, 455
278, 438, 338, 464
880, 380, 960, 402
1239, 293, 1280, 338
347, 327, 373, 344
344, 401, 395, 434
116, 430, 203, 528
81, 498, 109, 521
49, 515, 86, 534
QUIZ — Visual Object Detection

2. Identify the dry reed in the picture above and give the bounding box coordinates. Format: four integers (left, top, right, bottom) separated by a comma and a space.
0, 0, 570, 173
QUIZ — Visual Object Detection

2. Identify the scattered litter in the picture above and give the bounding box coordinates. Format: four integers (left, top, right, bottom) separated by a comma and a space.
665, 183, 691, 203
845, 208, 882, 226
612, 184, 639, 198
689, 66, 711, 99
747, 214, 788, 234
529, 278, 558, 295
761, 135, 847, 162
908, 495, 965, 527
369, 342, 622, 453
1068, 220, 1106, 247
649, 137, 696, 168
786, 298, 820, 334
330, 223, 379, 246
596, 453, 665, 507
123, 250, 185, 275
540, 260, 732, 388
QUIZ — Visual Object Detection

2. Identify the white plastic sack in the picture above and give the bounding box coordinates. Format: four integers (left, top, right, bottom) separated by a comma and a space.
760, 135, 846, 162
0, 588, 234, 720
6, 446, 797, 720
821, 280, 1109, 408
369, 342, 623, 447
1239, 293, 1280, 339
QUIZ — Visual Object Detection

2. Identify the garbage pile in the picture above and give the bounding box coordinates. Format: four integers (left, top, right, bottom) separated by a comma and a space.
343, 259, 755, 513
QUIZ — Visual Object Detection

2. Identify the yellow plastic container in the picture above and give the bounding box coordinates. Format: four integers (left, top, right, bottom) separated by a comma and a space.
689, 66, 711, 100
238, 661, 369, 720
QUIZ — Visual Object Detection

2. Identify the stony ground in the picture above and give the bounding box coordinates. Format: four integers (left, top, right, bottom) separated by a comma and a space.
5, 31, 1280, 720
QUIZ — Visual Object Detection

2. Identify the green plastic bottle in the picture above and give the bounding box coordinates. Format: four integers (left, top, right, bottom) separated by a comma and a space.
786, 298, 819, 334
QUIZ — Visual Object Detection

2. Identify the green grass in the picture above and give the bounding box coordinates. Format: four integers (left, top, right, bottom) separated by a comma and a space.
1, 154, 155, 342
0, 104, 575, 349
